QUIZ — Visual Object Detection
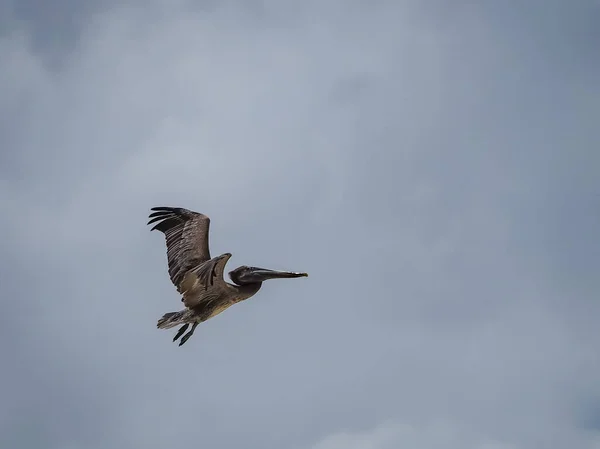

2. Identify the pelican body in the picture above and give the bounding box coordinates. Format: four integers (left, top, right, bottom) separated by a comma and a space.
148, 206, 307, 346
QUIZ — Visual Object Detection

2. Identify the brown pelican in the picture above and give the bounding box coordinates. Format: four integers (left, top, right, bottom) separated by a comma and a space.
148, 206, 308, 346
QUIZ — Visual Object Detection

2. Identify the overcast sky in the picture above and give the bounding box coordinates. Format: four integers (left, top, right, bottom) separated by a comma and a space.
1, 1, 599, 448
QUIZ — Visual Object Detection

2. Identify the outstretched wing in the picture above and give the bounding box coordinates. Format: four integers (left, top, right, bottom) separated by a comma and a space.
147, 206, 211, 291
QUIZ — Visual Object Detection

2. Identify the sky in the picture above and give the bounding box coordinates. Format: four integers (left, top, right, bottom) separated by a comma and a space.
1, 0, 599, 448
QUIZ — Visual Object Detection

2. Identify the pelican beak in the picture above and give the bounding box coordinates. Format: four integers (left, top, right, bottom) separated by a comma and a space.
249, 268, 308, 282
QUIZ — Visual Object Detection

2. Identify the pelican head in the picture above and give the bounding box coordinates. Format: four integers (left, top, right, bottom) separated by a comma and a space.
229, 266, 308, 285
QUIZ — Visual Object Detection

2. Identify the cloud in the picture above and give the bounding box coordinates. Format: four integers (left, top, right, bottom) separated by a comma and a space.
308, 420, 521, 449
1, 1, 599, 449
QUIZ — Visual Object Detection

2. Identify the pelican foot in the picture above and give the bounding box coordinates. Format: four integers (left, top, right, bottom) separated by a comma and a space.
178, 322, 199, 347
179, 334, 191, 346
173, 324, 189, 342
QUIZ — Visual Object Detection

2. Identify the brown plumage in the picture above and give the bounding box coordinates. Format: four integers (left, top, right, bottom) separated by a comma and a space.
148, 206, 308, 346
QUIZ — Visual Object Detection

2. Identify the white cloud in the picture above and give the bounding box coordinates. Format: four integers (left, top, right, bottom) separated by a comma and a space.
310, 420, 600, 449
309, 420, 521, 449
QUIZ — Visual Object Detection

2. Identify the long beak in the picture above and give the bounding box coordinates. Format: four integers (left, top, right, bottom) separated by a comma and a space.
251, 268, 308, 282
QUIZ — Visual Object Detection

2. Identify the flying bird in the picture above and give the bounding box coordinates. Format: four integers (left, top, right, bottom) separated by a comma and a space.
148, 206, 308, 346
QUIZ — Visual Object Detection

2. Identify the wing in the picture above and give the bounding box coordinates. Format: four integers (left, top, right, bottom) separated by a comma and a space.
147, 206, 211, 291
180, 253, 233, 308
189, 252, 232, 290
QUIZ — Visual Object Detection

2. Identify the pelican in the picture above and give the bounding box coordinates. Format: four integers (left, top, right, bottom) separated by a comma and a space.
148, 206, 308, 346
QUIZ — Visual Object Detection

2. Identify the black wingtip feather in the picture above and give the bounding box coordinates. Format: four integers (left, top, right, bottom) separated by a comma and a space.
147, 213, 174, 224
148, 211, 170, 218
150, 206, 177, 212
147, 216, 168, 226
147, 206, 202, 232
147, 208, 183, 229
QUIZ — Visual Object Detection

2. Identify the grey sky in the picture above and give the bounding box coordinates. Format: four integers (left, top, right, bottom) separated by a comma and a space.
1, 1, 599, 448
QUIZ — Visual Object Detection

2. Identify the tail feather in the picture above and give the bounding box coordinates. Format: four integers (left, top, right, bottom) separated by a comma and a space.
157, 310, 193, 329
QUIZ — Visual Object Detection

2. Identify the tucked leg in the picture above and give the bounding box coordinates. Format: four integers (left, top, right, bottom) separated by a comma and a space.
173, 323, 189, 342
179, 322, 199, 346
